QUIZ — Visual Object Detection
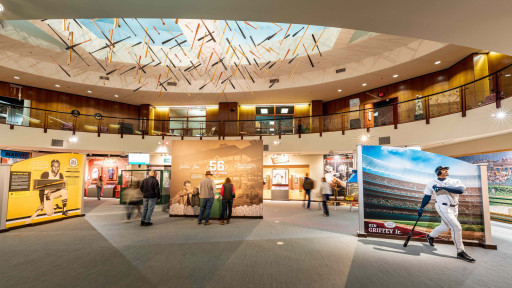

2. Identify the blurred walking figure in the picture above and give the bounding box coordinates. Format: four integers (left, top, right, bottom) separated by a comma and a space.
140, 171, 160, 226
220, 177, 235, 225
96, 176, 103, 200
198, 171, 216, 225
320, 177, 331, 216
302, 173, 314, 209
123, 182, 143, 223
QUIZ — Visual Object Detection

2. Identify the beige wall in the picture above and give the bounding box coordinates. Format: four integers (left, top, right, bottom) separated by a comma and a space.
425, 132, 512, 157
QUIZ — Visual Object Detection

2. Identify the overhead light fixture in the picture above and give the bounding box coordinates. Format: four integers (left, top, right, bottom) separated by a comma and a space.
87, 90, 92, 93
261, 108, 268, 114
55, 84, 60, 87
269, 121, 275, 125
281, 108, 289, 113
393, 75, 399, 78
505, 74, 511, 77
13, 76, 20, 79
362, 83, 367, 86
493, 110, 508, 119
435, 61, 441, 65
338, 89, 342, 92
114, 94, 119, 97
273, 140, 280, 145
69, 136, 78, 143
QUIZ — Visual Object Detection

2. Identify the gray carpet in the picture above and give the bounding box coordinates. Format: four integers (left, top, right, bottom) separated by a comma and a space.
0, 199, 511, 288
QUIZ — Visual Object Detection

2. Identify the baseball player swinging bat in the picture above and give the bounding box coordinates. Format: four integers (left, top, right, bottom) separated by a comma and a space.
403, 215, 421, 247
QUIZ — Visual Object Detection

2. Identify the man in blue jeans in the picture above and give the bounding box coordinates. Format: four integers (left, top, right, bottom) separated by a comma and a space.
140, 171, 160, 226
198, 171, 216, 225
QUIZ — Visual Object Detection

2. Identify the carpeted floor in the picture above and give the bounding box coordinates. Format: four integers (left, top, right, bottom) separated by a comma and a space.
1, 199, 511, 288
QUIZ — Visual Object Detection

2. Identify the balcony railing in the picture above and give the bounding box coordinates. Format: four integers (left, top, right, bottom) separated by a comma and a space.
1, 64, 511, 138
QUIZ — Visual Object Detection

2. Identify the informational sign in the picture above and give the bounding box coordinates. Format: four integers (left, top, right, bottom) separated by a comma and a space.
9, 172, 31, 192
1, 150, 31, 159
128, 153, 150, 165
170, 140, 263, 217
6, 153, 85, 229
361, 146, 485, 243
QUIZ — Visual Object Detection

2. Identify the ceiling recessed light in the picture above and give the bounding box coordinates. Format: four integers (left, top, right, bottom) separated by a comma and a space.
505, 74, 511, 77
362, 83, 367, 86
55, 84, 60, 87
87, 90, 92, 93
435, 61, 441, 65
393, 74, 399, 78
338, 89, 342, 92
114, 94, 119, 97
13, 76, 20, 79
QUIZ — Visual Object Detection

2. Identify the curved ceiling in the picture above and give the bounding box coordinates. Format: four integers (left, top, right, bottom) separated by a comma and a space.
0, 0, 504, 105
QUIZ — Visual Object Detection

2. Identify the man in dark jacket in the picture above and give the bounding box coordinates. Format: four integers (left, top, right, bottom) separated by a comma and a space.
140, 170, 160, 226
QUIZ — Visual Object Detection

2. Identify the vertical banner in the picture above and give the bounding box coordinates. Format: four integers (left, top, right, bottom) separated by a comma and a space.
360, 146, 485, 244
323, 154, 353, 198
6, 153, 85, 229
170, 140, 263, 218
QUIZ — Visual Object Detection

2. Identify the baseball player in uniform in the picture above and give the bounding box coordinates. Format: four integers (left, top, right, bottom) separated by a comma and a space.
418, 166, 475, 262
26, 159, 69, 224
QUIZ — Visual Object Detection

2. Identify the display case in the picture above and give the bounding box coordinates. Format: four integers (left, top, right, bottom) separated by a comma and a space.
119, 170, 170, 205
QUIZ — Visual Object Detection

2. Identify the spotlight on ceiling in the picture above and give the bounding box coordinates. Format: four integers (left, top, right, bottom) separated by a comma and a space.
495, 111, 507, 119
13, 76, 20, 79
505, 74, 511, 77
69, 136, 78, 143
435, 61, 441, 65
87, 90, 92, 93
55, 84, 60, 87
362, 83, 367, 86
338, 89, 342, 92
273, 140, 280, 145
114, 94, 119, 97
393, 75, 399, 78
361, 135, 368, 142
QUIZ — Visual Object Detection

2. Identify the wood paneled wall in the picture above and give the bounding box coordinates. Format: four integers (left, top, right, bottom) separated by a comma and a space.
219, 102, 238, 136
153, 107, 170, 134
487, 52, 512, 74
323, 54, 480, 123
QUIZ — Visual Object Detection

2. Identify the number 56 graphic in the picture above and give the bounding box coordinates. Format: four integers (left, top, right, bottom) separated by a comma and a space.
209, 160, 225, 171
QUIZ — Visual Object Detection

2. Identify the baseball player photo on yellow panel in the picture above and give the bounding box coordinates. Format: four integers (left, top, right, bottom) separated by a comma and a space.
6, 153, 85, 228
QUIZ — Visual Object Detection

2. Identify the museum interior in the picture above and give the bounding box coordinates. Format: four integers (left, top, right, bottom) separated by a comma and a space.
1, 1, 512, 287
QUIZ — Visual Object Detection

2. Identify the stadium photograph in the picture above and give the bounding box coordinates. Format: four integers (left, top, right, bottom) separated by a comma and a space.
362, 146, 485, 243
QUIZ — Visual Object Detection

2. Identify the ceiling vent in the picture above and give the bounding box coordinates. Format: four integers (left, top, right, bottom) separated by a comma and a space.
167, 82, 177, 86
270, 79, 279, 84
99, 76, 110, 80
379, 136, 391, 145
336, 68, 346, 73
51, 139, 64, 147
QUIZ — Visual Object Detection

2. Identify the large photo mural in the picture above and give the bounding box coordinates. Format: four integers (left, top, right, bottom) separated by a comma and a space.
170, 140, 263, 218
362, 146, 485, 243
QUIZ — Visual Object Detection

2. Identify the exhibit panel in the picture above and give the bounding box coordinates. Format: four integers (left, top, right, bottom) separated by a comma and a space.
170, 140, 263, 218
85, 157, 129, 198
263, 154, 323, 201
1, 153, 85, 229
456, 151, 512, 222
359, 146, 488, 245
323, 154, 355, 205
0, 149, 31, 165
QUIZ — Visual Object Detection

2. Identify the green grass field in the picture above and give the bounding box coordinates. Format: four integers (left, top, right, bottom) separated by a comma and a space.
391, 220, 484, 232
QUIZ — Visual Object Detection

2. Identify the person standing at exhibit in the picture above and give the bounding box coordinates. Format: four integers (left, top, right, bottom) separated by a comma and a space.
123, 182, 143, 223
418, 166, 475, 263
140, 171, 160, 226
320, 177, 331, 216
96, 176, 103, 200
302, 174, 314, 209
197, 171, 216, 225
219, 177, 235, 225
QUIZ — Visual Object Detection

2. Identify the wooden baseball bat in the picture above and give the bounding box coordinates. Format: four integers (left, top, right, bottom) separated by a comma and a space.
403, 215, 421, 247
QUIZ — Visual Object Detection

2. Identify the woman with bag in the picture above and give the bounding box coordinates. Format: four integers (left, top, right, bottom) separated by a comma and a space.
96, 176, 103, 200
220, 178, 235, 225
